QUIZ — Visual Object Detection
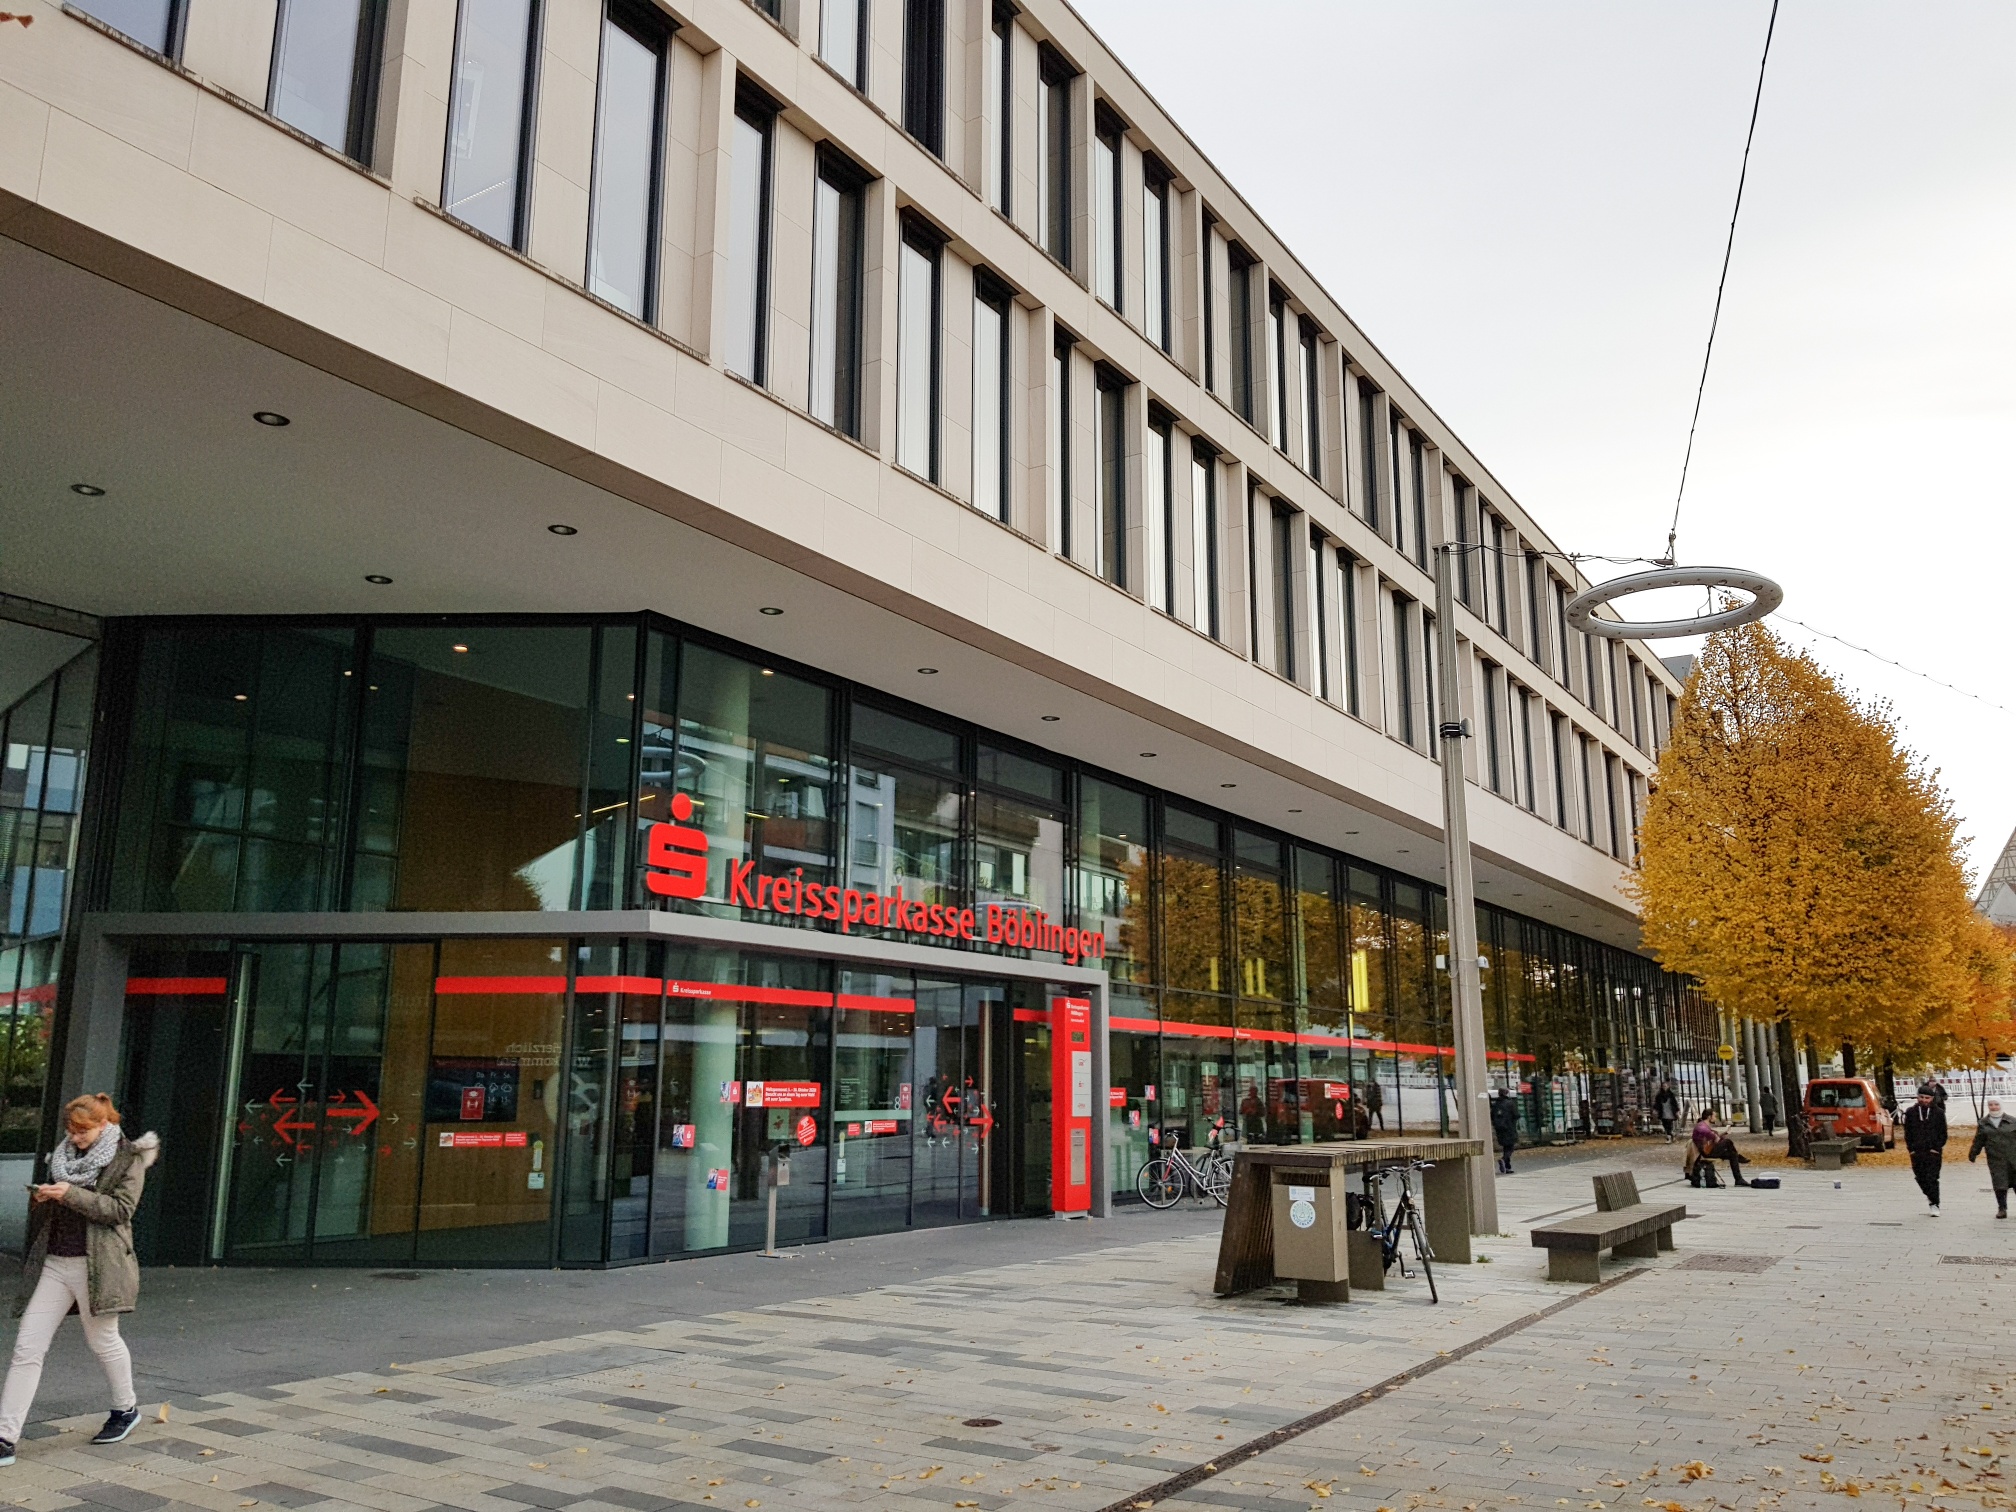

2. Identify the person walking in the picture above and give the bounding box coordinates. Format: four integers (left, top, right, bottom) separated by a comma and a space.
1968, 1097, 2016, 1220
1489, 1089, 1520, 1175
1759, 1083, 1779, 1136
1904, 1084, 1948, 1216
1363, 1077, 1385, 1133
0, 1094, 158, 1466
1653, 1082, 1680, 1142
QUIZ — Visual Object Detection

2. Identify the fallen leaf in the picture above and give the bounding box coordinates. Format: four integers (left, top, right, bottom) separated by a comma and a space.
155, 1404, 171, 1423
528, 1462, 548, 1470
1681, 1462, 1712, 1482
1801, 1453, 1834, 1464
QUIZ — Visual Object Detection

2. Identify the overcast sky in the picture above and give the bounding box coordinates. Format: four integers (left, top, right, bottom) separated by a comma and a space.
1073, 0, 2016, 885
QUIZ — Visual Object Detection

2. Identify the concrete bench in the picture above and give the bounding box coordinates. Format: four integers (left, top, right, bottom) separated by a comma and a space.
1531, 1170, 1687, 1283
1809, 1138, 1859, 1171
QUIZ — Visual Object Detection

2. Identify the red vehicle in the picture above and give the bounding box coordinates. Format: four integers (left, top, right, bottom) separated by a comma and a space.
1803, 1078, 1896, 1150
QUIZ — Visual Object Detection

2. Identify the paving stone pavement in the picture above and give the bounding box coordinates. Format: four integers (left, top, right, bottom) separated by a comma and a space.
4, 1147, 2011, 1512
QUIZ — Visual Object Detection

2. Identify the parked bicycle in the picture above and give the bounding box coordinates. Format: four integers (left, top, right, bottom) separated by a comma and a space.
1359, 1159, 1438, 1302
1136, 1119, 1234, 1209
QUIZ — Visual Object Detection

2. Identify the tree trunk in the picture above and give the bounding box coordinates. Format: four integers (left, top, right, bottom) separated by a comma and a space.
1805, 1036, 1822, 1083
1778, 1019, 1810, 1159
1877, 1056, 1897, 1111
1841, 1041, 1857, 1078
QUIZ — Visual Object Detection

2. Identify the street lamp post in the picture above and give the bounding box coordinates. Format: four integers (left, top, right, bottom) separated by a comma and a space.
1432, 544, 1498, 1236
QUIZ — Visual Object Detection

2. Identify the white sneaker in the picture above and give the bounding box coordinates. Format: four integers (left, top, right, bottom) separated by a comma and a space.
1930, 1205, 1941, 1216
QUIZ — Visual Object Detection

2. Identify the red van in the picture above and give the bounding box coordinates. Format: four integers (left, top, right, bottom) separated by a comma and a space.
1803, 1078, 1896, 1150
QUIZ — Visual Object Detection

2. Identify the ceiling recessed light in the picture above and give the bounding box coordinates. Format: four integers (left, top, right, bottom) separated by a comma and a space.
1139, 752, 1157, 759
1220, 782, 1237, 789
1398, 848, 1410, 853
1345, 830, 1358, 835
365, 574, 393, 584
1288, 808, 1302, 814
452, 644, 470, 653
232, 693, 248, 702
69, 483, 105, 497
1041, 715, 1060, 722
252, 411, 291, 427
547, 524, 578, 536
917, 667, 938, 675
760, 668, 774, 677
759, 606, 784, 616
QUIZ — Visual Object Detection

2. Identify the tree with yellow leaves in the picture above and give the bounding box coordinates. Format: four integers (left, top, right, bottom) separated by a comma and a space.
1632, 620, 2001, 1153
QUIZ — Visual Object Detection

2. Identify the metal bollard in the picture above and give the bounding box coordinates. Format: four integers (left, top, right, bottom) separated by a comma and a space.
761, 1146, 793, 1259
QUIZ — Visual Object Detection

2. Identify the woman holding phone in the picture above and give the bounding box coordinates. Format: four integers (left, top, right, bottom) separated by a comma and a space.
0, 1093, 158, 1465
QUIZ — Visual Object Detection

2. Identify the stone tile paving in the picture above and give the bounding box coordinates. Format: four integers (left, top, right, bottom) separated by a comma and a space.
3, 1149, 2010, 1512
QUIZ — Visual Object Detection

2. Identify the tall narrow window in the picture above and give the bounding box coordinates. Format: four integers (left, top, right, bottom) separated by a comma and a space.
896, 219, 942, 480
1491, 512, 1510, 635
1604, 751, 1622, 856
1267, 286, 1288, 449
1453, 479, 1473, 604
902, 0, 945, 155
1201, 213, 1217, 391
971, 273, 1012, 521
724, 88, 775, 383
1271, 506, 1296, 679
1553, 580, 1573, 694
820, 0, 868, 89
443, 0, 541, 246
1246, 489, 1262, 659
1093, 107, 1124, 309
1583, 631, 1603, 716
809, 149, 867, 437
76, 0, 179, 53
585, 2, 666, 320
1300, 319, 1321, 478
1358, 382, 1379, 529
1310, 529, 1330, 701
1393, 596, 1415, 747
1607, 643, 1623, 730
1341, 549, 1361, 715
1228, 250, 1255, 424
1142, 159, 1171, 350
1550, 712, 1571, 830
1481, 660, 1502, 793
1579, 735, 1597, 845
1525, 551, 1547, 670
1410, 432, 1429, 569
988, 6, 1011, 212
1422, 609, 1438, 758
1192, 442, 1219, 639
270, 0, 384, 159
1146, 408, 1173, 612
1050, 329, 1074, 555
1038, 48, 1073, 265
1389, 411, 1406, 556
1094, 368, 1127, 588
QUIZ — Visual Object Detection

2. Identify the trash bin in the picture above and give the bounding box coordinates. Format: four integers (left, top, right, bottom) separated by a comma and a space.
1269, 1168, 1349, 1303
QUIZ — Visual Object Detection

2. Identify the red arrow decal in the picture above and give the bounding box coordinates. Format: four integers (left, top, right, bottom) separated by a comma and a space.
273, 1112, 317, 1147
325, 1090, 380, 1136
968, 1103, 995, 1140
267, 1089, 297, 1111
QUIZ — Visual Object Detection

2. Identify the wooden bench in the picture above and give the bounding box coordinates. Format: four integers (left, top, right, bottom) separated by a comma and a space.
1809, 1138, 1859, 1171
1531, 1170, 1687, 1283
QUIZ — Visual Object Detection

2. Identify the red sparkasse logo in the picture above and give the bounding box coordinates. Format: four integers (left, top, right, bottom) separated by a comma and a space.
644, 792, 708, 899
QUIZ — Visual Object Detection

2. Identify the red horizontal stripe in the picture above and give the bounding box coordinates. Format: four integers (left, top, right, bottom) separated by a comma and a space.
666, 980, 831, 1007
435, 975, 567, 996
126, 977, 228, 997
0, 984, 59, 1010
1011, 1007, 1049, 1023
836, 994, 917, 1014
575, 975, 664, 996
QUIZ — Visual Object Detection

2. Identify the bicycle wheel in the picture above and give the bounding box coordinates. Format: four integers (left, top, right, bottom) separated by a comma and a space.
1202, 1154, 1232, 1207
1137, 1157, 1184, 1209
1404, 1202, 1438, 1303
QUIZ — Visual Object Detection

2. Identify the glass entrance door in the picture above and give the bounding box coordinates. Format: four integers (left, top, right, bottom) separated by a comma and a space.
912, 977, 995, 1225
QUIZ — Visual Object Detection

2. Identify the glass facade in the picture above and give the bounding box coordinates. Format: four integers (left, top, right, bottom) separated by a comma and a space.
87, 612, 1713, 1258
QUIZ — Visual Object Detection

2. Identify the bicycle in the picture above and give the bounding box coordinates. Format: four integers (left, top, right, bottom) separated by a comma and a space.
1136, 1121, 1234, 1209
1359, 1159, 1438, 1303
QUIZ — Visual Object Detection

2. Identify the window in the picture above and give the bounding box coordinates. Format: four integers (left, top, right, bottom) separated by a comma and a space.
1628, 659, 1647, 749
270, 0, 385, 159
1452, 480, 1472, 605
1246, 488, 1262, 659
988, 6, 1011, 212
1358, 382, 1380, 529
902, 0, 945, 156
1094, 368, 1127, 588
1579, 735, 1598, 845
1201, 213, 1217, 390
1192, 442, 1219, 639
809, 149, 868, 437
1423, 609, 1438, 756
1490, 512, 1510, 636
1409, 431, 1429, 569
1094, 107, 1124, 308
1143, 159, 1171, 350
1392, 595, 1415, 746
1525, 551, 1546, 670
1604, 751, 1622, 856
1310, 529, 1330, 701
585, 2, 666, 320
821, 0, 868, 89
1228, 251, 1255, 424
1271, 506, 1296, 680
1267, 286, 1288, 450
75, 0, 179, 55
1038, 47, 1073, 265
1607, 643, 1624, 730
1340, 550, 1361, 715
1583, 629, 1604, 717
443, 0, 541, 247
1552, 579, 1572, 690
723, 87, 775, 383
1388, 410, 1406, 555
1300, 320, 1321, 479
971, 273, 1012, 521
1049, 329, 1074, 554
895, 219, 941, 480
1518, 687, 1537, 811
1146, 408, 1174, 612
1550, 712, 1571, 829
1479, 660, 1501, 792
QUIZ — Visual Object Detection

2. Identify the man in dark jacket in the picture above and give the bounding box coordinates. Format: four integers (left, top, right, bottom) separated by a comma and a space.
1489, 1090, 1520, 1174
1904, 1085, 1948, 1214
1653, 1083, 1680, 1142
1968, 1097, 2016, 1219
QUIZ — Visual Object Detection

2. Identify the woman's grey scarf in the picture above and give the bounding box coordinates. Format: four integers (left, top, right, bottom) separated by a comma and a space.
49, 1122, 122, 1188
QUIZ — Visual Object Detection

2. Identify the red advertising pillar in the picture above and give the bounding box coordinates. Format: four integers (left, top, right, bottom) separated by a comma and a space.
1050, 997, 1093, 1214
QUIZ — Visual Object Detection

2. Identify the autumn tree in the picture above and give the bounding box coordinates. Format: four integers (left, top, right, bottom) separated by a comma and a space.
1631, 621, 1985, 1154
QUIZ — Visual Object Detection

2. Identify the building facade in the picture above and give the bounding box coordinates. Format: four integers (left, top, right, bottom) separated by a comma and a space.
0, 0, 1712, 1266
